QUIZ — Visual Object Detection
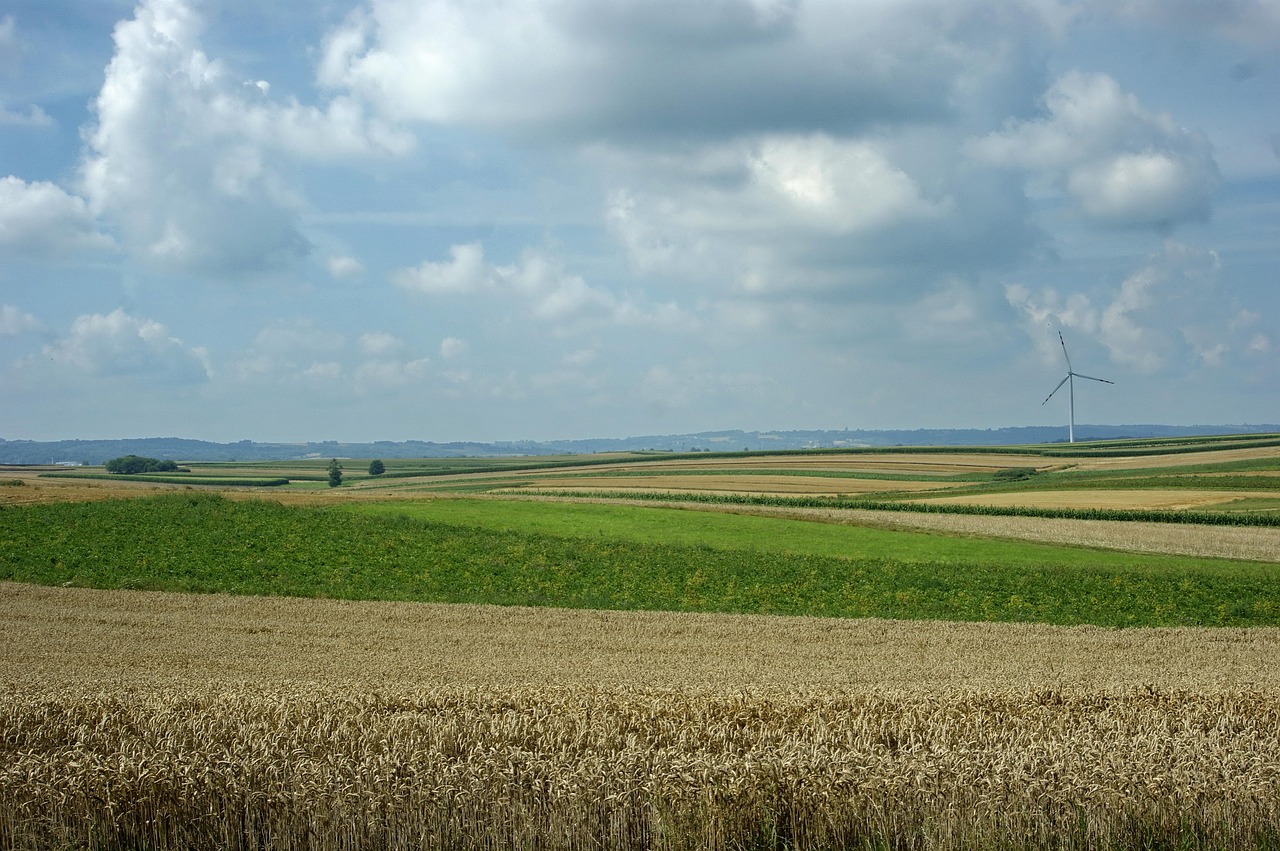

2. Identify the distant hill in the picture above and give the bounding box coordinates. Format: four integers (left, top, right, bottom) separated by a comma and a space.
3, 424, 1277, 465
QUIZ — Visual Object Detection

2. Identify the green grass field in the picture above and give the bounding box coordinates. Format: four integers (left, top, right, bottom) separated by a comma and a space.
3, 492, 1278, 627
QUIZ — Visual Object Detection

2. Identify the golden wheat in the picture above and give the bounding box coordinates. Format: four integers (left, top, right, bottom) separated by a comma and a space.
3, 687, 1279, 851
4, 584, 1280, 849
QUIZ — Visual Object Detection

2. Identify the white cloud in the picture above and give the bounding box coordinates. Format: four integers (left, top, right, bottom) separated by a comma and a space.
1097, 267, 1165, 372
302, 361, 342, 381
235, 319, 346, 380
40, 309, 210, 382
234, 319, 432, 393
0, 104, 52, 127
393, 243, 488, 295
0, 15, 16, 67
78, 0, 413, 275
749, 135, 947, 231
318, 0, 1062, 139
354, 356, 430, 390
0, 305, 41, 336
1006, 241, 1259, 375
900, 280, 989, 345
440, 337, 468, 358
971, 71, 1219, 227
358, 331, 403, 357
0, 15, 52, 126
327, 254, 364, 279
601, 131, 970, 308
1066, 151, 1216, 225
395, 242, 686, 328
0, 177, 113, 255
611, 134, 943, 243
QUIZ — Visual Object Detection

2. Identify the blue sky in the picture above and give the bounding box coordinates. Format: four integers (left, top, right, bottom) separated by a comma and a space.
1, 0, 1276, 443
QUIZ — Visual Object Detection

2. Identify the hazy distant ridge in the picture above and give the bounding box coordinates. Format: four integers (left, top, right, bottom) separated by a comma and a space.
3, 424, 1278, 465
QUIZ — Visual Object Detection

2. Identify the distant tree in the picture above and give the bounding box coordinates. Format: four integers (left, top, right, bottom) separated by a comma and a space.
327, 459, 343, 488
105, 455, 183, 474
368, 459, 385, 476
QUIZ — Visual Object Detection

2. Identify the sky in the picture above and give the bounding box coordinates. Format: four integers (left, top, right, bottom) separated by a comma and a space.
0, 0, 1277, 443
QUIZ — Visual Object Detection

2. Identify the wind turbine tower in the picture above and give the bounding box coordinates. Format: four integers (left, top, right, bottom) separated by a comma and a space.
1042, 332, 1113, 443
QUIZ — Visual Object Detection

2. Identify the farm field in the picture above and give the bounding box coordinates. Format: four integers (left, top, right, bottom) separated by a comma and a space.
3, 434, 1280, 849
5, 582, 1280, 851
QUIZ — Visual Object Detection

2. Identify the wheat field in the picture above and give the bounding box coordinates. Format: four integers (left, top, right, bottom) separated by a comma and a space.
4, 582, 1280, 850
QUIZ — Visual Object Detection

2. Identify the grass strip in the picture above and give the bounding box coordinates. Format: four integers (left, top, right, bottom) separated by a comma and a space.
2, 493, 1278, 627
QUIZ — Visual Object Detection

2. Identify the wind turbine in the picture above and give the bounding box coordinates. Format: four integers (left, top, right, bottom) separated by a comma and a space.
1042, 332, 1113, 443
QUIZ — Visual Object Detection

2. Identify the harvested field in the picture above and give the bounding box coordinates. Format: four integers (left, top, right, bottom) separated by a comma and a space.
0, 470, 171, 505
604, 452, 1058, 476
4, 583, 1280, 851
4, 582, 1280, 693
1067, 446, 1280, 471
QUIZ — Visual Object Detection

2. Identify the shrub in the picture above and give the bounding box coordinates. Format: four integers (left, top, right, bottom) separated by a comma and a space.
992, 467, 1038, 482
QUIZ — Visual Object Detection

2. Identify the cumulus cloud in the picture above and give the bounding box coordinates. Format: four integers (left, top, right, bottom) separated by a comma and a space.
395, 242, 685, 328
0, 104, 52, 127
1006, 241, 1262, 374
393, 244, 488, 296
439, 337, 468, 358
235, 319, 346, 381
318, 0, 1060, 139
79, 0, 413, 275
40, 309, 210, 382
321, 0, 1058, 328
0, 177, 113, 256
358, 331, 404, 357
601, 130, 998, 308
0, 305, 42, 336
607, 135, 944, 254
354, 355, 430, 390
235, 319, 431, 392
327, 254, 364, 279
972, 71, 1219, 227
0, 13, 49, 127
0, 14, 16, 69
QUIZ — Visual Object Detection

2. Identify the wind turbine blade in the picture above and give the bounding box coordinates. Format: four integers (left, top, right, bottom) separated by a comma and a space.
1074, 373, 1114, 384
1042, 375, 1070, 404
1058, 331, 1073, 372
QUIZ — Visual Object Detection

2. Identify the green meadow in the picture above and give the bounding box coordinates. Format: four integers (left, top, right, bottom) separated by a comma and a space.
2, 492, 1277, 627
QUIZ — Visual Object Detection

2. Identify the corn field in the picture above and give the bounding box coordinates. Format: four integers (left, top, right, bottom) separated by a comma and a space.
3, 685, 1280, 851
